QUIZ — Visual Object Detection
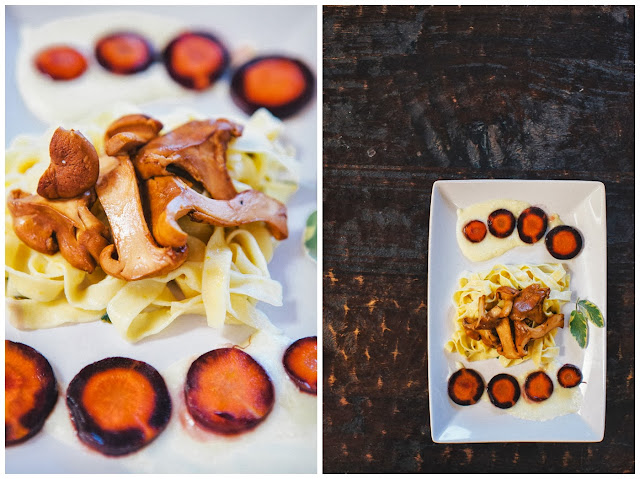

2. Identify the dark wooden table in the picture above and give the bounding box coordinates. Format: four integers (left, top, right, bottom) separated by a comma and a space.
323, 6, 634, 473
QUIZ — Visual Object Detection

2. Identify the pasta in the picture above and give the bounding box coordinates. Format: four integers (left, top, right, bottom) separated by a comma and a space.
5, 105, 298, 342
445, 264, 572, 367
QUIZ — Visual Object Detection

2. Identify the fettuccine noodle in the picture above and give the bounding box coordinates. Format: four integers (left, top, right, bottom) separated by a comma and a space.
445, 264, 572, 367
5, 105, 298, 342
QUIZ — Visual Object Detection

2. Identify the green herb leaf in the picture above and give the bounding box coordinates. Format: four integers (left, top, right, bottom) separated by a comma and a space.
303, 210, 317, 261
100, 313, 111, 324
569, 310, 588, 348
578, 299, 604, 328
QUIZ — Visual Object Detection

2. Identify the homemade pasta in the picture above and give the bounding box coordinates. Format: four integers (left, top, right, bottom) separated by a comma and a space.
445, 264, 572, 367
5, 106, 298, 342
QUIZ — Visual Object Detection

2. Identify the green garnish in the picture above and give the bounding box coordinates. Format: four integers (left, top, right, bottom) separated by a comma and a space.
303, 210, 317, 261
100, 313, 111, 324
569, 299, 604, 348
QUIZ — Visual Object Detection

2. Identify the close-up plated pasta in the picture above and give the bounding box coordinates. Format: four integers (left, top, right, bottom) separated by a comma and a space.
6, 106, 297, 342
446, 263, 572, 367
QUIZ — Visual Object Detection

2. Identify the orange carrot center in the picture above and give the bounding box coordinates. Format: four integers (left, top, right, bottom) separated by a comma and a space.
244, 59, 306, 107
453, 370, 479, 401
522, 214, 543, 237
559, 368, 580, 386
526, 373, 552, 400
5, 348, 40, 440
82, 368, 156, 439
100, 36, 148, 71
492, 214, 512, 233
191, 350, 271, 421
35, 46, 87, 80
171, 35, 224, 90
552, 230, 578, 256
286, 339, 317, 388
464, 220, 486, 242
491, 378, 515, 403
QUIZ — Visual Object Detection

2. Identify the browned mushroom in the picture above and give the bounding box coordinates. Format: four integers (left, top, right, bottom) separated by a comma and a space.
145, 176, 288, 248
37, 127, 100, 199
95, 156, 187, 280
514, 314, 564, 357
7, 189, 109, 273
510, 284, 550, 324
134, 119, 242, 200
488, 286, 518, 319
466, 296, 501, 330
477, 329, 500, 349
104, 114, 164, 157
495, 317, 522, 359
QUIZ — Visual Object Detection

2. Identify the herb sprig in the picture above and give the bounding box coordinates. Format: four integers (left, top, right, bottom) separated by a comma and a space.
569, 299, 604, 348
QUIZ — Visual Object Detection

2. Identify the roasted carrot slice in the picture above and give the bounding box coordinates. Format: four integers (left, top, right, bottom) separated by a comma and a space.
524, 371, 553, 402
545, 225, 583, 260
487, 373, 520, 409
517, 206, 548, 244
34, 46, 87, 81
185, 348, 275, 435
462, 220, 487, 243
488, 208, 516, 238
448, 368, 484, 406
163, 32, 229, 90
231, 56, 315, 118
283, 336, 317, 395
557, 364, 583, 388
95, 32, 154, 75
66, 357, 171, 456
6, 340, 58, 446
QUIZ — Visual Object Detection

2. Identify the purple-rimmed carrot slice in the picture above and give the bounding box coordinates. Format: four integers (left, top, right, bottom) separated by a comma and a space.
163, 31, 229, 90
231, 55, 315, 119
545, 225, 583, 260
66, 357, 171, 456
524, 371, 553, 402
517, 206, 548, 244
448, 368, 484, 406
34, 46, 87, 81
488, 208, 516, 238
95, 32, 154, 75
463, 220, 487, 243
5, 340, 58, 446
283, 336, 317, 395
185, 348, 275, 435
557, 364, 583, 388
487, 373, 520, 409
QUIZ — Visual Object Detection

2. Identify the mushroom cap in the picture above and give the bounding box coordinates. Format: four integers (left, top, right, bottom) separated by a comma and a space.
37, 127, 100, 200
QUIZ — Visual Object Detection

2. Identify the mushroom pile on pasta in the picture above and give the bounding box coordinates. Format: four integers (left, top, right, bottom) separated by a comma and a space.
6, 106, 298, 341
446, 264, 572, 367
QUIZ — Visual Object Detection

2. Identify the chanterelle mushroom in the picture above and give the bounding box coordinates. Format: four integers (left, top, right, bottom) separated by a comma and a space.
37, 127, 100, 199
145, 176, 288, 248
104, 114, 164, 157
95, 156, 187, 280
495, 317, 523, 359
7, 189, 110, 273
510, 284, 550, 324
514, 314, 564, 357
133, 119, 242, 200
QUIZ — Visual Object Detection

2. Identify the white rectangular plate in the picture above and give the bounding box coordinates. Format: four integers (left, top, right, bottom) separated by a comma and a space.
427, 180, 606, 443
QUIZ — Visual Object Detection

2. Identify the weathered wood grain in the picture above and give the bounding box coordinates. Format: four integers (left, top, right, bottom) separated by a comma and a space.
323, 5, 634, 473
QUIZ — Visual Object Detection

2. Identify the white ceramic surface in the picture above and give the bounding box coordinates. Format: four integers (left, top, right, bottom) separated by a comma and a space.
5, 5, 318, 473
427, 180, 606, 443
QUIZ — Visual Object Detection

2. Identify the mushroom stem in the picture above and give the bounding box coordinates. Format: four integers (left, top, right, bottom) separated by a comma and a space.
95, 156, 187, 280
495, 317, 522, 359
